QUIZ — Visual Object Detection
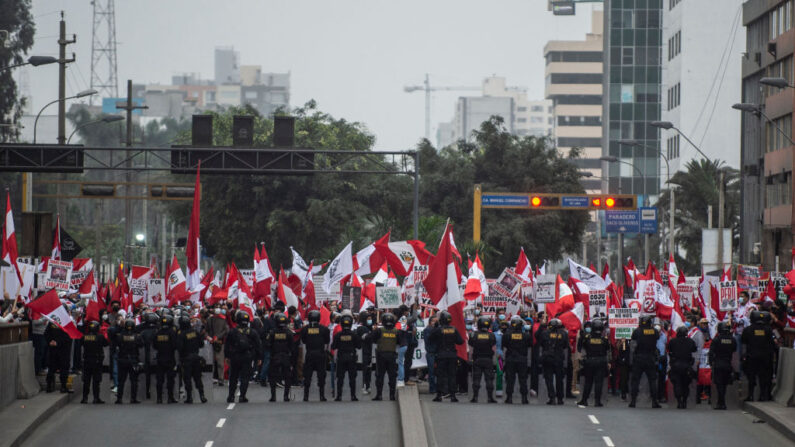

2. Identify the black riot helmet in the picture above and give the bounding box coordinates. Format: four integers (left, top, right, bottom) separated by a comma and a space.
274, 312, 288, 328
477, 316, 491, 331
591, 319, 605, 335
88, 320, 101, 334
382, 313, 397, 328
640, 315, 653, 328
717, 322, 730, 335
124, 318, 135, 331
236, 311, 250, 325
549, 318, 562, 329
161, 314, 174, 327
676, 326, 688, 338
307, 310, 321, 326
340, 314, 353, 329
179, 315, 191, 330
510, 315, 523, 329
359, 311, 370, 325
750, 310, 763, 324
761, 311, 772, 325
144, 312, 158, 326
438, 311, 452, 326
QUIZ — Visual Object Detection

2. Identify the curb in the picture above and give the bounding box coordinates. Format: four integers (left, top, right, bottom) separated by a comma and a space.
742, 401, 795, 443
5, 393, 72, 447
397, 384, 430, 447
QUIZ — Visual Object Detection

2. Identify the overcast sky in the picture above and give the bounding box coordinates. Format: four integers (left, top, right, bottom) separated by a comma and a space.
23, 0, 597, 149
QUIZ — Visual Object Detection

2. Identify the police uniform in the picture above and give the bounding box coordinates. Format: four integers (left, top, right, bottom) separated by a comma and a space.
115, 327, 143, 403
300, 323, 331, 401
153, 325, 179, 403
578, 332, 610, 406
430, 323, 464, 401
332, 326, 361, 400
468, 329, 497, 402
667, 331, 696, 408
538, 325, 567, 404
741, 318, 776, 401
80, 327, 108, 403
139, 315, 158, 399
370, 325, 401, 400
629, 323, 660, 407
266, 326, 295, 401
355, 320, 374, 392
178, 324, 207, 403
709, 330, 736, 409
44, 322, 73, 393
225, 323, 262, 403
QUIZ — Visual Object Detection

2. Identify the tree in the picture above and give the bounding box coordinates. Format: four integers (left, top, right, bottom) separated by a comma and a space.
655, 159, 740, 273
0, 0, 34, 142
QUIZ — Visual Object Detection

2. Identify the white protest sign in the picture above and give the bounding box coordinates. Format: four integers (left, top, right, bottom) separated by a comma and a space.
376, 286, 401, 309
533, 274, 556, 303
45, 259, 73, 291
719, 280, 738, 311
608, 307, 639, 339
410, 318, 429, 369
588, 290, 607, 319
493, 268, 522, 298
147, 278, 166, 307
313, 274, 340, 303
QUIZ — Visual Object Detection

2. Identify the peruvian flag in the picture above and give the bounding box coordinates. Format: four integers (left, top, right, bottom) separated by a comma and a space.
546, 275, 575, 318
254, 245, 275, 304
375, 237, 432, 277
185, 163, 201, 291
81, 271, 102, 322
464, 254, 487, 301
623, 258, 640, 288
51, 215, 61, 260
277, 267, 299, 309
2, 191, 22, 293
667, 253, 679, 285
386, 268, 399, 287
237, 271, 255, 319
189, 267, 214, 305
354, 233, 388, 276
225, 263, 240, 303
760, 277, 777, 304
602, 262, 613, 286
26, 289, 82, 339
515, 248, 532, 282
371, 261, 389, 285
69, 258, 94, 291
166, 255, 189, 306
422, 225, 467, 360
128, 265, 153, 306
302, 264, 318, 312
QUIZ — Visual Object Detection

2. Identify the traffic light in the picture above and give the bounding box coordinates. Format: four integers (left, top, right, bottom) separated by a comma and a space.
591, 197, 601, 207
529, 194, 560, 209
602, 195, 635, 210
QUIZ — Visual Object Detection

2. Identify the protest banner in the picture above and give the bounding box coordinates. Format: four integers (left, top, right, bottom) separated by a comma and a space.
634, 279, 664, 315
676, 282, 695, 309
493, 268, 522, 298
410, 318, 429, 369
737, 265, 760, 294
238, 269, 254, 288
719, 280, 738, 311
533, 274, 556, 303
45, 259, 73, 291
588, 289, 607, 319
376, 286, 401, 309
608, 307, 639, 339
482, 285, 508, 316
313, 274, 340, 303
147, 278, 166, 307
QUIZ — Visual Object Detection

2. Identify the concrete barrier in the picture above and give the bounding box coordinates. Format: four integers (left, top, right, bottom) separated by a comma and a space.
773, 347, 795, 407
397, 384, 430, 447
0, 323, 29, 345
0, 341, 40, 409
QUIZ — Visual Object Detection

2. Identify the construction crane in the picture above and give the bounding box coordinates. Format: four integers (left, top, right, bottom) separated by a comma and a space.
404, 74, 479, 140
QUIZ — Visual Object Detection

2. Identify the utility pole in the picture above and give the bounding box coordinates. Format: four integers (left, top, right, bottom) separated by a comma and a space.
116, 80, 146, 263
717, 171, 725, 271
57, 12, 76, 145
669, 189, 675, 256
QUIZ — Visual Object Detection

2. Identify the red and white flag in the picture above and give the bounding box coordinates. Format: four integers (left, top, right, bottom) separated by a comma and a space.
237, 271, 255, 319
26, 289, 82, 339
354, 233, 388, 276
386, 268, 399, 288
166, 255, 189, 306
185, 163, 201, 291
422, 225, 467, 360
464, 254, 487, 301
51, 215, 61, 260
225, 263, 241, 303
371, 261, 389, 285
2, 191, 22, 295
667, 253, 679, 285
128, 265, 154, 306
277, 267, 300, 309
515, 248, 532, 282
302, 264, 318, 312
375, 237, 432, 277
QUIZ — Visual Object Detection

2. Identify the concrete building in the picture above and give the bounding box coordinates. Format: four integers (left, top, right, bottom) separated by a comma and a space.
437, 76, 552, 147
661, 0, 743, 175
215, 47, 240, 85
545, 10, 604, 193
603, 0, 663, 204
739, 0, 794, 270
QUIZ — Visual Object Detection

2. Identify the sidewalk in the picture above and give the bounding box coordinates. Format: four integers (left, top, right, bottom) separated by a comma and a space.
0, 392, 72, 447
743, 401, 795, 443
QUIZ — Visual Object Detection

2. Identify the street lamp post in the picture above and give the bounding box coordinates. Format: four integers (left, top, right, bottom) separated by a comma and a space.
66, 115, 124, 144
601, 155, 648, 266
0, 55, 58, 71
33, 88, 97, 143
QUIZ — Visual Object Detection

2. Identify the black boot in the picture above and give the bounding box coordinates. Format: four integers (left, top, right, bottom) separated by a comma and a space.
521, 395, 529, 405
46, 377, 55, 393
487, 391, 497, 403
432, 392, 442, 402
450, 393, 458, 403
470, 389, 479, 403
303, 387, 310, 402
156, 395, 163, 404
81, 387, 90, 404
198, 389, 207, 404
577, 399, 588, 406
319, 386, 327, 402
284, 386, 291, 402
651, 399, 661, 409
628, 396, 636, 408
270, 386, 277, 402
351, 390, 358, 402
168, 393, 177, 404
595, 400, 603, 407
389, 390, 396, 401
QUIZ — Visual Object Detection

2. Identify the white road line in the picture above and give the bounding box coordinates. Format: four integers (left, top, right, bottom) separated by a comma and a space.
603, 436, 615, 447
227, 403, 235, 410
216, 418, 226, 428
204, 442, 214, 447
589, 415, 600, 424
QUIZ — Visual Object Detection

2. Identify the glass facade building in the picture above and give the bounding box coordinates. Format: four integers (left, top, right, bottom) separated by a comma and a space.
603, 0, 663, 202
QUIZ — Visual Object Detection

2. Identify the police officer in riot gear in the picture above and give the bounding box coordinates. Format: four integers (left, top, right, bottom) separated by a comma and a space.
356, 311, 374, 395
539, 318, 567, 405
153, 314, 179, 404
332, 314, 361, 401
469, 316, 497, 403
80, 321, 108, 404
667, 325, 696, 409
629, 315, 661, 408
44, 314, 73, 394
177, 315, 207, 404
300, 309, 331, 402
266, 312, 295, 402
370, 312, 402, 401
115, 318, 143, 404
139, 311, 159, 400
578, 319, 610, 407
429, 310, 464, 402
225, 311, 262, 403
741, 310, 776, 402
709, 322, 736, 410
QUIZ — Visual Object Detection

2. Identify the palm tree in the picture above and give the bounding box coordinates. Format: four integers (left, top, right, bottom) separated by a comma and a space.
655, 159, 740, 273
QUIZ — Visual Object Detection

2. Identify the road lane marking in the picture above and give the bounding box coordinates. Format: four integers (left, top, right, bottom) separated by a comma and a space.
603, 436, 615, 447
589, 415, 600, 424
216, 418, 226, 428
227, 403, 235, 410
204, 442, 214, 447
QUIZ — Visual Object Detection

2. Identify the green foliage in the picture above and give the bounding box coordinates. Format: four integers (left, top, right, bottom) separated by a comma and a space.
0, 0, 34, 142
655, 159, 740, 273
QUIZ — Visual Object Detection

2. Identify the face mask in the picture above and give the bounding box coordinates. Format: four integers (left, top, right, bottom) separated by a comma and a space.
221, 309, 226, 315
498, 314, 506, 321
474, 309, 481, 316
684, 321, 691, 328
654, 326, 661, 332
102, 314, 108, 321
523, 324, 530, 332
585, 327, 592, 334
366, 319, 373, 325
214, 308, 221, 315
465, 324, 473, 331
112, 305, 120, 311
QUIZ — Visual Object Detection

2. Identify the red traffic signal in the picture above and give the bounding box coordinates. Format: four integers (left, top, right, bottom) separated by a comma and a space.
591, 198, 601, 207
605, 197, 616, 208
531, 196, 542, 207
